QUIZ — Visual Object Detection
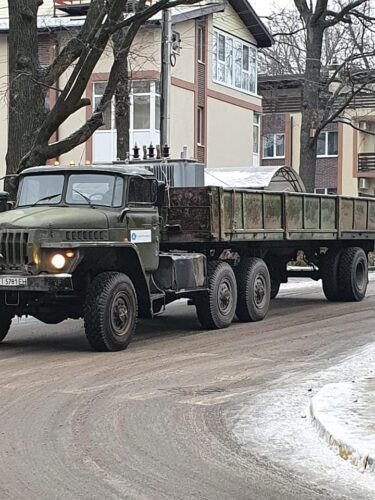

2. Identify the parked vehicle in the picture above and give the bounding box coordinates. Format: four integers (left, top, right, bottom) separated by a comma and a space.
0, 164, 372, 351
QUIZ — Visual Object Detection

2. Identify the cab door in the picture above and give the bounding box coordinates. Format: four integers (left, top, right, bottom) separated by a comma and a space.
125, 176, 160, 272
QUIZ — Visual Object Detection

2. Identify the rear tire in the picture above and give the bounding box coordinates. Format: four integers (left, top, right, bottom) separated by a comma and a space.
0, 304, 13, 343
338, 247, 368, 302
235, 258, 271, 322
196, 261, 237, 330
321, 249, 342, 301
84, 272, 138, 352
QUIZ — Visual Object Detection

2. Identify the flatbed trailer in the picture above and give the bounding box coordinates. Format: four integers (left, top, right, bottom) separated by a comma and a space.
0, 164, 374, 352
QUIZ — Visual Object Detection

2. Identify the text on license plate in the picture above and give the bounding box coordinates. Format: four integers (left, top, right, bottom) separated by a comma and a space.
0, 277, 27, 286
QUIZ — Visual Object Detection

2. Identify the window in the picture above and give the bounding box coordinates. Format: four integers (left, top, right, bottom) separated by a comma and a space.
197, 107, 204, 145
263, 134, 285, 158
314, 188, 337, 195
317, 131, 338, 157
197, 26, 204, 62
212, 29, 257, 95
253, 113, 260, 155
66, 174, 124, 207
93, 82, 112, 130
18, 175, 64, 207
128, 178, 157, 204
93, 80, 160, 132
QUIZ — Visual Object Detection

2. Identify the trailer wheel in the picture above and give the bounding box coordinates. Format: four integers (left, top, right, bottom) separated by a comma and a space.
196, 261, 237, 330
321, 249, 342, 301
235, 258, 271, 322
338, 247, 368, 302
0, 304, 13, 343
84, 272, 138, 352
270, 278, 281, 300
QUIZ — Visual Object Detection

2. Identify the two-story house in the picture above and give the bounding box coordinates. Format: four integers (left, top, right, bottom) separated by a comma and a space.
258, 73, 375, 197
0, 0, 273, 181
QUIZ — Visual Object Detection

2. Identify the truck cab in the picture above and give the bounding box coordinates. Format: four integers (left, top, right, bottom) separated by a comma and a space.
0, 164, 207, 351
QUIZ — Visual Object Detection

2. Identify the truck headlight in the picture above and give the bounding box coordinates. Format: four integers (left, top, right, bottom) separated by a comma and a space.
51, 254, 66, 270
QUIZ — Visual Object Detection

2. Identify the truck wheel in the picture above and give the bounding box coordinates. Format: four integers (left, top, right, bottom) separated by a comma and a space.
0, 305, 13, 343
338, 247, 368, 302
84, 272, 138, 352
321, 249, 342, 301
196, 261, 237, 330
270, 278, 281, 300
235, 258, 271, 322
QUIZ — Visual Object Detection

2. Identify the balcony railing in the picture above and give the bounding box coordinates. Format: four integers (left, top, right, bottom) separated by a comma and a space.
54, 1, 91, 16
358, 153, 375, 171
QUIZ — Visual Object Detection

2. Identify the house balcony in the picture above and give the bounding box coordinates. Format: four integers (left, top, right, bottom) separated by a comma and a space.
358, 153, 375, 172
53, 1, 91, 16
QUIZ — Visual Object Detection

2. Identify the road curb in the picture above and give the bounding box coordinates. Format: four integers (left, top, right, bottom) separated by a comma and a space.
309, 378, 375, 473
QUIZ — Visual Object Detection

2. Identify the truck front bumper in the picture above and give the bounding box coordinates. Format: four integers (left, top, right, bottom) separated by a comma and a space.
0, 274, 73, 292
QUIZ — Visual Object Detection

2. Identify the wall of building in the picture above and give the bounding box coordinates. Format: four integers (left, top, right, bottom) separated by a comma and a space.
206, 98, 253, 167
340, 122, 358, 196
170, 85, 195, 159
213, 3, 257, 45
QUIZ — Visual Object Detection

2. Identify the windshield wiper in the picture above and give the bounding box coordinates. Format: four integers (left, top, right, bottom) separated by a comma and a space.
72, 189, 96, 209
31, 193, 61, 207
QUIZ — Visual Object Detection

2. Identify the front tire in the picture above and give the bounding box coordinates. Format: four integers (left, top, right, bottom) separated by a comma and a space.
270, 278, 281, 300
0, 304, 13, 343
235, 258, 271, 322
196, 261, 237, 330
338, 247, 368, 302
84, 272, 138, 352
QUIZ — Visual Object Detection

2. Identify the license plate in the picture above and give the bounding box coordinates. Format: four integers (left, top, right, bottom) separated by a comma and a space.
0, 277, 27, 287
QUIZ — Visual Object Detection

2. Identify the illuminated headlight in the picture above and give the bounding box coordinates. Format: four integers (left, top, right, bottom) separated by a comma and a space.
51, 254, 66, 270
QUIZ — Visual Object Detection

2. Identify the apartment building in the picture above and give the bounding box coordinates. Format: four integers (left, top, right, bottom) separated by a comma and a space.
0, 0, 273, 180
258, 74, 375, 197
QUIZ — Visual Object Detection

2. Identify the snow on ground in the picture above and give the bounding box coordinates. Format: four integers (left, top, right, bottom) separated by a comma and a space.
229, 344, 375, 499
311, 377, 375, 473
228, 275, 375, 499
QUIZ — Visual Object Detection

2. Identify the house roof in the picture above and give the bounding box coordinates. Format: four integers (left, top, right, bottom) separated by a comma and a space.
0, 2, 273, 47
228, 0, 273, 47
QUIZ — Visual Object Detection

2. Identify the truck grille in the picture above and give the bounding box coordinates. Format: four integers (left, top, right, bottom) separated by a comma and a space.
0, 231, 29, 267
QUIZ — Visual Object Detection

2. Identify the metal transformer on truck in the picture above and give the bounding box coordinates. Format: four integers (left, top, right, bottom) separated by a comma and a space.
0, 163, 373, 351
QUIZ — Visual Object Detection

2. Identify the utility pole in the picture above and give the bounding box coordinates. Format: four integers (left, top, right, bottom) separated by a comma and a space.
160, 8, 172, 147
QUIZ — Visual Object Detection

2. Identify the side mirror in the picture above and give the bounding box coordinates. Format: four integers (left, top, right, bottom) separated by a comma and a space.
156, 182, 165, 208
0, 192, 10, 213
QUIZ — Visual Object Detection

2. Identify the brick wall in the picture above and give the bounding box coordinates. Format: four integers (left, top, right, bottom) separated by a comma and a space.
315, 157, 338, 190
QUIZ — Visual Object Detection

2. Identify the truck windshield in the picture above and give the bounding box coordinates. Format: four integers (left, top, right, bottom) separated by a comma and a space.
18, 175, 64, 207
18, 173, 124, 208
66, 174, 123, 207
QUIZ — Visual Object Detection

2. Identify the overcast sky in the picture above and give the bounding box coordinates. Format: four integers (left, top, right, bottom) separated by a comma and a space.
251, 0, 292, 16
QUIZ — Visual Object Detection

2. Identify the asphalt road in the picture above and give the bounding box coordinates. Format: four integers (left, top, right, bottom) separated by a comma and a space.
0, 279, 375, 500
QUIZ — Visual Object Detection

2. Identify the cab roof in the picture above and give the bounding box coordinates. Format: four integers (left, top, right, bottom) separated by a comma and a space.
21, 164, 155, 178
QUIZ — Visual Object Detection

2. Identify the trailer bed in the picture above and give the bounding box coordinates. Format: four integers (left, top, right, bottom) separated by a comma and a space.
162, 187, 375, 243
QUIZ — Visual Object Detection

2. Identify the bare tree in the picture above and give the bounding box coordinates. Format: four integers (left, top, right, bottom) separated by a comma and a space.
6, 0, 200, 197
259, 0, 375, 192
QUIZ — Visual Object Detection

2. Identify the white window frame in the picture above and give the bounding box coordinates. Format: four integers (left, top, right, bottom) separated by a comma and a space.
263, 133, 285, 159
212, 28, 257, 96
197, 107, 204, 146
93, 80, 160, 133
197, 26, 204, 63
317, 131, 338, 158
253, 113, 260, 155
314, 188, 337, 195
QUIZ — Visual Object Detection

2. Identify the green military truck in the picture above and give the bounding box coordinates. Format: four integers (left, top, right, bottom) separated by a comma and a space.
0, 163, 373, 351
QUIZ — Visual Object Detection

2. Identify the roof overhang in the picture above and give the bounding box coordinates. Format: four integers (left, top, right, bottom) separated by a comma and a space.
228, 0, 273, 47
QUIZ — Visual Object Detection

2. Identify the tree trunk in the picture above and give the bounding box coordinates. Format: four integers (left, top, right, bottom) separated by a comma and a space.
113, 29, 130, 161
299, 23, 325, 192
6, 0, 46, 198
